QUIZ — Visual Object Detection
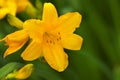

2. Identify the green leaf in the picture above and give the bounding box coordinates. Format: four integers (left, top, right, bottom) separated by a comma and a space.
0, 62, 22, 79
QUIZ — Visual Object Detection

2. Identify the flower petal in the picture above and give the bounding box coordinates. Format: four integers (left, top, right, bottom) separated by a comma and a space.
0, 0, 4, 5
16, 0, 31, 12
21, 40, 42, 61
23, 19, 45, 41
0, 0, 17, 19
7, 0, 17, 16
43, 42, 68, 72
2, 30, 29, 57
0, 8, 9, 19
15, 64, 33, 79
61, 34, 83, 50
42, 3, 58, 24
53, 12, 82, 33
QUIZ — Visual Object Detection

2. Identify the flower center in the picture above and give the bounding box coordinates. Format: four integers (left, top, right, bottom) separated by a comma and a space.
0, 5, 2, 8
43, 32, 61, 45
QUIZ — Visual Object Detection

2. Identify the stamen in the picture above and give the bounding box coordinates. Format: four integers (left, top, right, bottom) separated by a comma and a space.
59, 37, 61, 40
57, 38, 59, 41
58, 32, 60, 35
0, 5, 3, 9
44, 32, 61, 45
46, 40, 49, 43
50, 40, 52, 43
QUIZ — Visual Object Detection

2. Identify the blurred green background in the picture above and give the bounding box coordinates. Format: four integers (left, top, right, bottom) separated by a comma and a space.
0, 0, 120, 80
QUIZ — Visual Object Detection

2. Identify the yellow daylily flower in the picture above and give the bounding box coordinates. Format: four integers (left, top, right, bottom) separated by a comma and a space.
0, 3, 83, 72
0, 0, 31, 19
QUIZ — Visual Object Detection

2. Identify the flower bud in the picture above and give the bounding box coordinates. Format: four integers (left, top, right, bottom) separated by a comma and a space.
7, 14, 23, 29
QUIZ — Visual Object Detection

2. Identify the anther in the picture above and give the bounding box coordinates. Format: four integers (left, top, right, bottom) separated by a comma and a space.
57, 38, 59, 41
58, 32, 60, 35
50, 40, 52, 43
46, 40, 49, 43
59, 37, 61, 40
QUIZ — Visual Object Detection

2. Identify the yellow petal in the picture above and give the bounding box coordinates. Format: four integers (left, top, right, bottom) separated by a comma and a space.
16, 0, 31, 12
0, 0, 17, 19
53, 12, 82, 33
61, 34, 83, 50
43, 42, 68, 72
0, 0, 4, 5
15, 64, 33, 79
7, 0, 17, 16
0, 8, 9, 19
21, 40, 42, 61
23, 19, 45, 41
42, 3, 58, 24
3, 30, 29, 57
4, 30, 28, 41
